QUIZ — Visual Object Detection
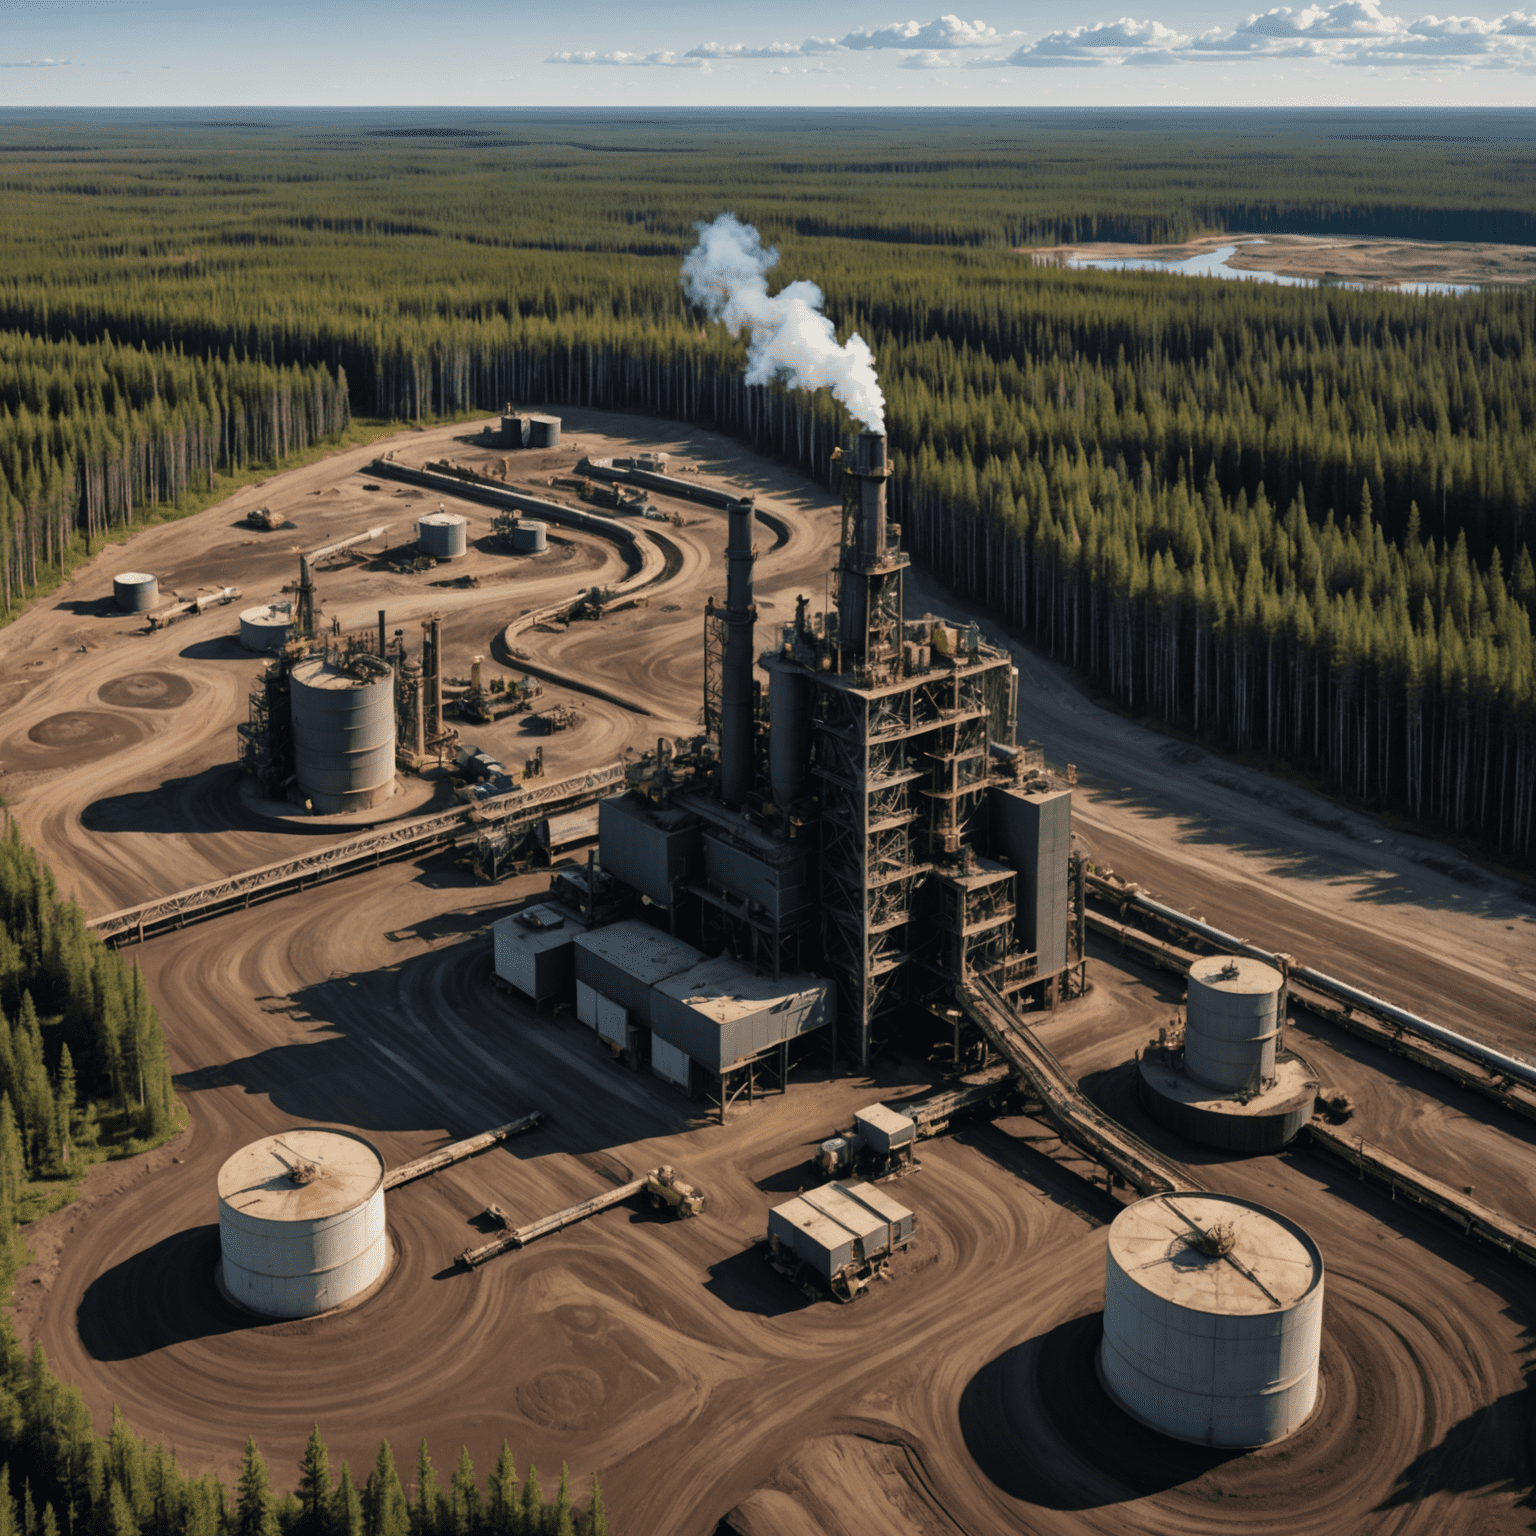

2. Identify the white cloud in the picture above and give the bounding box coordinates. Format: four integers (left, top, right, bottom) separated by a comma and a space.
550, 5, 1536, 73
685, 37, 838, 58
989, 16, 1188, 64
840, 14, 1007, 48
0, 56, 72, 67
546, 49, 703, 67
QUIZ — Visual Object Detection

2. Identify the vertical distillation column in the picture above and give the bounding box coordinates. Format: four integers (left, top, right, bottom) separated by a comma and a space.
720, 501, 758, 806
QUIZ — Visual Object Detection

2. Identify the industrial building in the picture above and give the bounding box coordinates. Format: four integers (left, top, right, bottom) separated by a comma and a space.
563, 427, 1083, 1097
768, 1179, 916, 1300
216, 1127, 388, 1319
1138, 955, 1319, 1152
1098, 1192, 1323, 1447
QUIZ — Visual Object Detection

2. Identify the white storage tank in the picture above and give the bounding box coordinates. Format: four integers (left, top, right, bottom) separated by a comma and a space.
216, 1127, 387, 1319
114, 572, 158, 613
417, 510, 468, 559
1185, 955, 1283, 1092
239, 600, 294, 652
1099, 1192, 1323, 1448
290, 654, 396, 813
511, 520, 548, 554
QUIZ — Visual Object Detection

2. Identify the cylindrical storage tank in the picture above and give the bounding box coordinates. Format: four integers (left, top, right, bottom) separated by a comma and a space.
511, 520, 548, 553
239, 600, 294, 652
1099, 1192, 1323, 1448
290, 655, 396, 812
1184, 955, 1283, 1092
114, 572, 158, 613
769, 666, 811, 808
527, 415, 561, 448
416, 511, 468, 559
216, 1127, 387, 1319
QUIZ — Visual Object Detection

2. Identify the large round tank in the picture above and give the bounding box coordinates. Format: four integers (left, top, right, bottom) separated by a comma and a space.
1184, 955, 1283, 1092
290, 655, 395, 813
217, 1127, 386, 1318
113, 572, 158, 613
512, 520, 548, 553
769, 665, 811, 808
1099, 1192, 1323, 1448
417, 511, 468, 559
239, 600, 293, 652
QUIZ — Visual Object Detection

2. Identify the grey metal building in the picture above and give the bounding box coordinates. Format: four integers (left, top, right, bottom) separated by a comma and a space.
493, 904, 589, 1005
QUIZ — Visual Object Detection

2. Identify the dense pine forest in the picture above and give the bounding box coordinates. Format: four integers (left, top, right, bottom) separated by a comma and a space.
0, 108, 1532, 865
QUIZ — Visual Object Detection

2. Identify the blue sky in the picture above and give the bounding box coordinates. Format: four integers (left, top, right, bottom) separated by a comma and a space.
3, 1, 1534, 105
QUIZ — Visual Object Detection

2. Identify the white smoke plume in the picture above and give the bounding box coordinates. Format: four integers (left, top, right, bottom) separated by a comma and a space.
681, 213, 886, 433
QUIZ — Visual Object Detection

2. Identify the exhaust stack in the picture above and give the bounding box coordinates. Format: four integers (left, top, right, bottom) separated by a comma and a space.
720, 499, 758, 806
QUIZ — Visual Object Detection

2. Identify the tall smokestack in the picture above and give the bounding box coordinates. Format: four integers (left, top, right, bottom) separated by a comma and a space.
838, 430, 894, 658
720, 499, 757, 806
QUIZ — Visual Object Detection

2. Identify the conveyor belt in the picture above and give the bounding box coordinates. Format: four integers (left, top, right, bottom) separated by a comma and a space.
958, 977, 1189, 1196
89, 762, 625, 944
383, 1112, 543, 1190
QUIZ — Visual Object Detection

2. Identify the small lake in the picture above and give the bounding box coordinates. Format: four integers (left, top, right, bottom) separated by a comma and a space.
1066, 243, 1478, 296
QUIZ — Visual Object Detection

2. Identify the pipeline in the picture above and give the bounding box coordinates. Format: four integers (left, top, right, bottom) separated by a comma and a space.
1096, 881, 1536, 1093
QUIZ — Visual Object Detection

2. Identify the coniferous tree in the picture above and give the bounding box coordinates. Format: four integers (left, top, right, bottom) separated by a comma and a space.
234, 1440, 279, 1536
296, 1428, 330, 1536
330, 1466, 363, 1536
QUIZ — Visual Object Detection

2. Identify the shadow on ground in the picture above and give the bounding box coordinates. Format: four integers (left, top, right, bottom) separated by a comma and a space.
960, 1314, 1239, 1509
77, 1224, 255, 1361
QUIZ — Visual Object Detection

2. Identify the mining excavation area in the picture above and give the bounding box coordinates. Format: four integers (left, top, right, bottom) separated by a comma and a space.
2, 411, 1534, 1534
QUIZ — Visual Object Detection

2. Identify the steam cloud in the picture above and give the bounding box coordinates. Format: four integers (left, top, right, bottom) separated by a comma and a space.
681, 213, 886, 433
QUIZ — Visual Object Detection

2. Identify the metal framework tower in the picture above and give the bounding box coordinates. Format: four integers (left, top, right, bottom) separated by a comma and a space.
807, 431, 1021, 1069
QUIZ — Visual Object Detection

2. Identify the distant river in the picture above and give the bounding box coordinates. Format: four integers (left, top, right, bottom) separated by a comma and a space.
1066, 243, 1478, 296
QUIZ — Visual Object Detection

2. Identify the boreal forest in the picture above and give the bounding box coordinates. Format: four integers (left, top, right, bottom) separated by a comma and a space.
1, 109, 1533, 871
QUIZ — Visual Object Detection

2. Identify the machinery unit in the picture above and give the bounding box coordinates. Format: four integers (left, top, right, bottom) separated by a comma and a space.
511, 519, 548, 554
239, 601, 294, 652
289, 653, 396, 813
216, 1128, 387, 1319
113, 572, 158, 613
492, 903, 589, 1005
644, 1165, 705, 1218
416, 510, 468, 559
855, 1103, 917, 1159
767, 1180, 916, 1301
1099, 1192, 1324, 1447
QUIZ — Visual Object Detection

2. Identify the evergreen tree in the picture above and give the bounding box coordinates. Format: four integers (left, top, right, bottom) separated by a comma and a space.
234, 1440, 278, 1536
483, 1448, 517, 1536
296, 1427, 330, 1536
364, 1445, 406, 1536
330, 1467, 363, 1536
444, 1453, 477, 1536
408, 1445, 437, 1536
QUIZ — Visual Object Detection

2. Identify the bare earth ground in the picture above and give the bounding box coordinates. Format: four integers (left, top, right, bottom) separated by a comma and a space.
4, 416, 1536, 1533
1027, 233, 1536, 287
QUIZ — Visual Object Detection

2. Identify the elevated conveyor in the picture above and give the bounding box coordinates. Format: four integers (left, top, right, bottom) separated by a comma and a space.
383, 1112, 543, 1190
958, 977, 1188, 1197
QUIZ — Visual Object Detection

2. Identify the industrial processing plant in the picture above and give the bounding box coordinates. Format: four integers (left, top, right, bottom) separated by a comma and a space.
3, 233, 1535, 1536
